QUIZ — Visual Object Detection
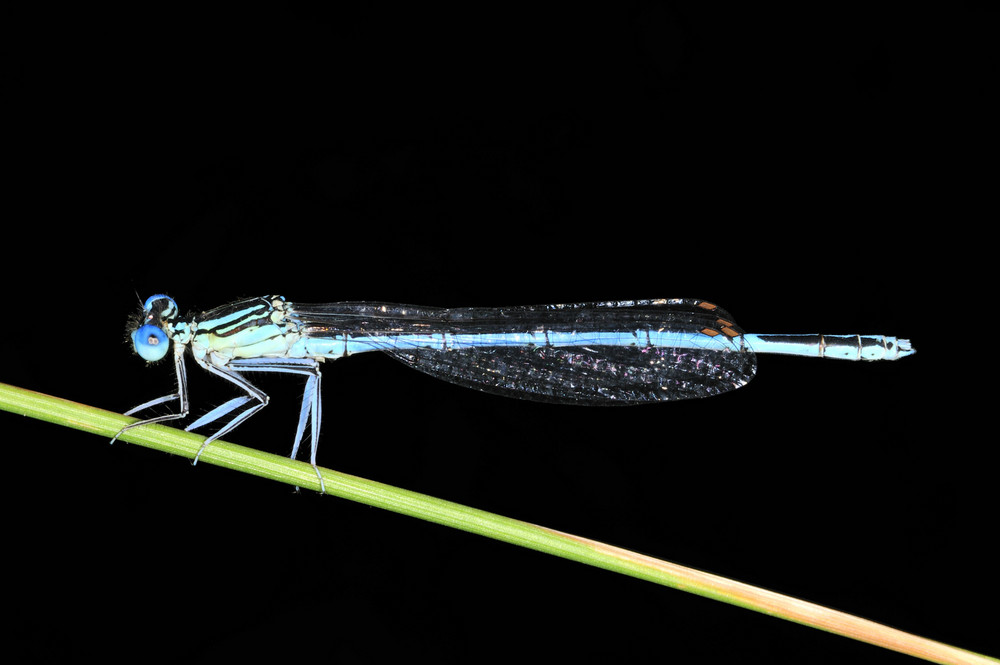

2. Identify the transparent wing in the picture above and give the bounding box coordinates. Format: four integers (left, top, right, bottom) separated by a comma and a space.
385, 341, 755, 405
289, 298, 757, 404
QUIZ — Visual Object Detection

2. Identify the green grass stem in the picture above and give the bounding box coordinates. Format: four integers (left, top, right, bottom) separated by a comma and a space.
0, 382, 993, 665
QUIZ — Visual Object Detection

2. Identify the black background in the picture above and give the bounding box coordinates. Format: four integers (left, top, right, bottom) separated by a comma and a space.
5, 6, 994, 664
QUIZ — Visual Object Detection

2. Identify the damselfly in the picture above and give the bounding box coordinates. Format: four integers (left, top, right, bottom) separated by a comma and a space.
114, 295, 914, 491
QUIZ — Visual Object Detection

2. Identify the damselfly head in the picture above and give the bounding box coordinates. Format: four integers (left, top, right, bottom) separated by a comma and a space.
126, 294, 178, 362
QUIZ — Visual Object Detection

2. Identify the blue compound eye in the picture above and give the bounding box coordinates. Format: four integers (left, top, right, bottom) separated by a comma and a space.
132, 324, 170, 361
